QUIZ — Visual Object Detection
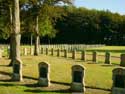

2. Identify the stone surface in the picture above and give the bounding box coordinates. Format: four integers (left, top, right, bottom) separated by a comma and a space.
24, 48, 27, 56
72, 50, 76, 59
51, 48, 54, 56
81, 50, 86, 61
105, 52, 111, 64
71, 64, 85, 92
46, 48, 48, 55
57, 49, 60, 57
12, 59, 23, 81
0, 49, 2, 58
92, 51, 97, 63
41, 47, 44, 54
30, 48, 34, 55
64, 49, 68, 58
120, 54, 125, 67
112, 68, 125, 94
38, 62, 50, 86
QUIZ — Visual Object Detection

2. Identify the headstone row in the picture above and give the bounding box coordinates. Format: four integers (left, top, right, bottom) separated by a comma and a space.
40, 48, 125, 66
38, 62, 85, 92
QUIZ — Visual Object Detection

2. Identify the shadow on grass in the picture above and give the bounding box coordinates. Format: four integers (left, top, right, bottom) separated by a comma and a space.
101, 64, 119, 67
24, 88, 71, 93
0, 65, 9, 67
0, 71, 111, 93
0, 71, 11, 76
0, 83, 16, 86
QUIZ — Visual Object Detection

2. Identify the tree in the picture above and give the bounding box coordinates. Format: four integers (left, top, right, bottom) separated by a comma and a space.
27, 0, 73, 55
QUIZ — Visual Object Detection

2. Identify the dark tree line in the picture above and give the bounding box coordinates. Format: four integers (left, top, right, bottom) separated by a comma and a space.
1, 6, 125, 45
52, 7, 125, 45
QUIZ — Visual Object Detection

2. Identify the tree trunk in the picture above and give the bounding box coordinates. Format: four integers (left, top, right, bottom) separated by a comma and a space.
12, 0, 21, 60
11, 0, 22, 81
34, 16, 39, 55
8, 6, 14, 66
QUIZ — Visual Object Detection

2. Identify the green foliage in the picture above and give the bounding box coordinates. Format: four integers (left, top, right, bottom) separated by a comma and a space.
39, 17, 57, 38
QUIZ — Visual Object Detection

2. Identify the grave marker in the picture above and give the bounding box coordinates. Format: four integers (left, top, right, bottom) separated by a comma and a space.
92, 51, 97, 63
64, 49, 68, 58
38, 62, 50, 86
51, 48, 54, 56
46, 48, 48, 55
57, 49, 60, 57
12, 59, 23, 81
72, 50, 76, 59
120, 54, 125, 67
24, 48, 27, 56
81, 50, 86, 61
71, 64, 85, 92
112, 68, 125, 94
105, 52, 111, 64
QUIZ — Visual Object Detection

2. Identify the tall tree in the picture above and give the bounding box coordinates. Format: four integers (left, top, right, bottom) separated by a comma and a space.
11, 0, 21, 65
28, 0, 73, 55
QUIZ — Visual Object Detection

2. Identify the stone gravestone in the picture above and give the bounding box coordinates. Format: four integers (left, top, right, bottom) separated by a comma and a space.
81, 50, 86, 61
30, 48, 34, 55
64, 49, 68, 58
105, 52, 111, 64
57, 49, 60, 57
38, 62, 50, 86
71, 64, 85, 92
24, 48, 27, 56
41, 47, 44, 54
72, 50, 76, 59
112, 68, 125, 94
12, 59, 23, 81
92, 51, 98, 63
7, 46, 10, 57
0, 49, 2, 58
51, 48, 54, 56
120, 54, 125, 67
45, 48, 48, 55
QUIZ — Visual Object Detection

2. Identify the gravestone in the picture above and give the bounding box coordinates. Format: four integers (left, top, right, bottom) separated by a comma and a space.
112, 68, 125, 94
30, 48, 34, 55
92, 51, 98, 63
38, 62, 50, 86
105, 52, 111, 64
12, 59, 23, 81
120, 54, 125, 67
51, 48, 54, 56
81, 50, 86, 61
45, 48, 48, 55
41, 47, 44, 54
72, 50, 76, 59
71, 64, 85, 92
64, 49, 68, 58
0, 49, 2, 58
57, 49, 60, 57
7, 46, 10, 57
24, 48, 27, 56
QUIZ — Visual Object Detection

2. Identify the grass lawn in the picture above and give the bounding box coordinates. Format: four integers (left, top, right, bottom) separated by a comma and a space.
86, 46, 125, 53
1, 46, 125, 94
0, 54, 120, 94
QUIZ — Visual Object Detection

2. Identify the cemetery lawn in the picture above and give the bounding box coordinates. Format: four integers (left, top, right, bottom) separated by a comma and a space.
86, 46, 125, 54
0, 53, 121, 94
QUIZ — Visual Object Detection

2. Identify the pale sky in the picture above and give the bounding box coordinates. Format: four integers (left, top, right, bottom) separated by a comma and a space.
74, 0, 125, 15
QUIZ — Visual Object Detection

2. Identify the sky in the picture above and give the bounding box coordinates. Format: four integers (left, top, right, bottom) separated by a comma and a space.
74, 0, 125, 15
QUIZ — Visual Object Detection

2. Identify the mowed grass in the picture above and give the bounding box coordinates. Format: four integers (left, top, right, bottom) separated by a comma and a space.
0, 53, 121, 94
1, 46, 125, 94
86, 46, 125, 55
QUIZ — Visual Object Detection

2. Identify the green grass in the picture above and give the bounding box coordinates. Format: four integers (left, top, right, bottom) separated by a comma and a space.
0, 54, 116, 94
86, 46, 125, 53
1, 45, 125, 94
